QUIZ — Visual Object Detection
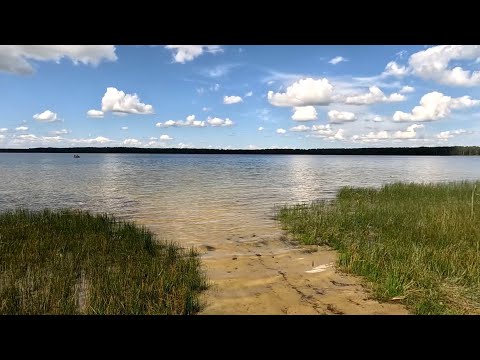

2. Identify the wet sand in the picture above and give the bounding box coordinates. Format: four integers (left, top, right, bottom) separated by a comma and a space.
198, 233, 408, 315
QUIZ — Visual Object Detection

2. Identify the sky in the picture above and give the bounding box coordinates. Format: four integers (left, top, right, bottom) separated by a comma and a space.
1, 45, 480, 149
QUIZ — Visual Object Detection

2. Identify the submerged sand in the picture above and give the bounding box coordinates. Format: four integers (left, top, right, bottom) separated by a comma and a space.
198, 233, 408, 315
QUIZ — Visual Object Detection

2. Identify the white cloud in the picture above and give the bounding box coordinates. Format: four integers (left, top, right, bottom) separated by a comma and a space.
207, 117, 234, 127
0, 134, 4, 141
203, 64, 237, 78
177, 142, 193, 148
291, 106, 318, 121
329, 56, 347, 65
247, 144, 257, 150
100, 87, 153, 115
196, 87, 205, 95
0, 45, 117, 74
257, 126, 264, 131
245, 91, 253, 97
352, 124, 424, 142
123, 138, 142, 146
276, 128, 287, 134
328, 110, 356, 123
223, 95, 243, 104
160, 134, 173, 141
165, 45, 223, 63
393, 91, 480, 122
15, 126, 28, 131
372, 115, 384, 122
50, 129, 70, 135
0, 128, 7, 133
155, 114, 206, 128
202, 107, 211, 112
310, 124, 345, 140
72, 136, 111, 145
345, 86, 405, 105
121, 126, 128, 130
290, 125, 310, 132
400, 85, 415, 93
33, 110, 59, 122
383, 61, 408, 77
87, 109, 104, 118
393, 124, 424, 139
409, 45, 480, 86
436, 129, 468, 140
267, 78, 333, 107
210, 83, 220, 91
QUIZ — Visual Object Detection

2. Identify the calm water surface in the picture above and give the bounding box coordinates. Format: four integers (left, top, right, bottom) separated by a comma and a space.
2, 154, 480, 248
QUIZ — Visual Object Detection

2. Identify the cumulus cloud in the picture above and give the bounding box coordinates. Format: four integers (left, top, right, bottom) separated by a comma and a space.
50, 129, 70, 135
223, 95, 243, 104
329, 56, 347, 65
409, 45, 480, 86
393, 91, 480, 122
15, 126, 28, 131
267, 78, 333, 107
155, 114, 206, 128
345, 86, 405, 105
87, 109, 104, 118
7, 134, 112, 147
436, 129, 468, 140
257, 126, 264, 131
0, 45, 117, 74
352, 124, 424, 142
276, 128, 287, 134
33, 110, 59, 122
72, 136, 111, 145
310, 124, 345, 140
123, 138, 141, 146
245, 91, 253, 97
290, 125, 310, 132
121, 126, 128, 130
400, 85, 415, 93
328, 110, 356, 123
383, 61, 409, 77
207, 117, 234, 127
160, 134, 173, 141
100, 87, 153, 115
0, 128, 7, 133
291, 106, 318, 121
165, 45, 223, 63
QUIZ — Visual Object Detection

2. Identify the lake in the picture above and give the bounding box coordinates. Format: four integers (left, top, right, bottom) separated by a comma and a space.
2, 153, 480, 250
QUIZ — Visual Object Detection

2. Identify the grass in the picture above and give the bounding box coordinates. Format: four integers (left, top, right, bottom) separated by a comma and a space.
0, 209, 208, 314
276, 181, 480, 315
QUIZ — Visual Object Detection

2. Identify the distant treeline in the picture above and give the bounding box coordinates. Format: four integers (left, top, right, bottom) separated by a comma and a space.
1, 146, 480, 156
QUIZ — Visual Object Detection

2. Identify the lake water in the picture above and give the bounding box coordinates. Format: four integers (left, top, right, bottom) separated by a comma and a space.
2, 153, 480, 249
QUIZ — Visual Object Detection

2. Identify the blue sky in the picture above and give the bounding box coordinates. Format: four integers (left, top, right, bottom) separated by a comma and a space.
1, 45, 480, 149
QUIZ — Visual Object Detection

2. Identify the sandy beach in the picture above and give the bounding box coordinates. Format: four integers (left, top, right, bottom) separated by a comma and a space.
199, 232, 408, 315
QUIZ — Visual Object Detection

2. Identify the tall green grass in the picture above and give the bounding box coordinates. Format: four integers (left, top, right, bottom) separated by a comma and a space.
0, 209, 207, 314
277, 181, 480, 314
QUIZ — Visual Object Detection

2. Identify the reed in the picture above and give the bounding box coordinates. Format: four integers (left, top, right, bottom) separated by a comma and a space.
277, 181, 480, 314
0, 209, 208, 314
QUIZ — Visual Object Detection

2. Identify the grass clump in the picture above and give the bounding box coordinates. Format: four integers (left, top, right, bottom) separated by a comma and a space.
0, 209, 208, 314
277, 181, 480, 315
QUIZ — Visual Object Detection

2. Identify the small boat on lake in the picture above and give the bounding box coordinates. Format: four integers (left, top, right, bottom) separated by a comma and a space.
74, 154, 80, 158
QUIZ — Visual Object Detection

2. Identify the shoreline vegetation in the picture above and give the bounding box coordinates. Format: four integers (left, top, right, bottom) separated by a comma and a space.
0, 209, 207, 315
277, 181, 480, 315
0, 146, 480, 156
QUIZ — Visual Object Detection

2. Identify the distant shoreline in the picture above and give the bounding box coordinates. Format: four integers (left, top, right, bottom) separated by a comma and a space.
0, 146, 480, 156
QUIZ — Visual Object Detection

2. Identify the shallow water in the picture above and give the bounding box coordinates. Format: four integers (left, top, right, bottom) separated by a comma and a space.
2, 153, 480, 250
